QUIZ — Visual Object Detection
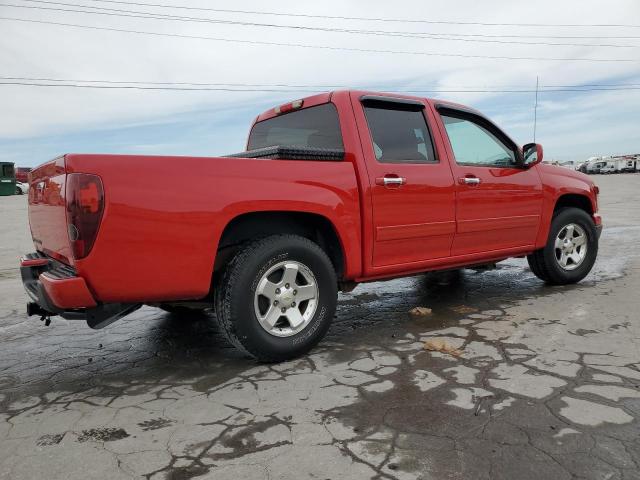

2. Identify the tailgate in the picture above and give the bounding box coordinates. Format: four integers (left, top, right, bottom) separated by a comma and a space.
28, 156, 72, 264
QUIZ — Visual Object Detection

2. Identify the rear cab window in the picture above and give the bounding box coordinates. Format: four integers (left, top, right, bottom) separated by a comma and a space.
362, 101, 436, 164
247, 103, 343, 150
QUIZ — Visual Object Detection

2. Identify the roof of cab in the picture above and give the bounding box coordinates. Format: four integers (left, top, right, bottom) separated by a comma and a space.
254, 90, 481, 124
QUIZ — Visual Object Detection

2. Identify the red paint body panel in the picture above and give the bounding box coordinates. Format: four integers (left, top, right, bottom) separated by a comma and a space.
348, 92, 457, 271
533, 163, 599, 249
20, 257, 49, 267
427, 100, 544, 255
24, 90, 600, 310
39, 273, 97, 309
64, 153, 361, 303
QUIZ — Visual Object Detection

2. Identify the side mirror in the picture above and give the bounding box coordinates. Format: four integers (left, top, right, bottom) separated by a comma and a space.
522, 143, 543, 167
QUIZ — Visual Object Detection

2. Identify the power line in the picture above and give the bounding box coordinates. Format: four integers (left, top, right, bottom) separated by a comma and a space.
0, 76, 351, 88
25, 0, 640, 39
1, 80, 639, 93
3, 76, 640, 90
37, 0, 640, 40
546, 82, 640, 87
76, 0, 640, 29
0, 81, 319, 92
9, 0, 640, 48
1, 16, 636, 63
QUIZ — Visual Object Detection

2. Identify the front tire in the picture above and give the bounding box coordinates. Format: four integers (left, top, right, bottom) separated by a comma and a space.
527, 207, 598, 285
214, 234, 338, 362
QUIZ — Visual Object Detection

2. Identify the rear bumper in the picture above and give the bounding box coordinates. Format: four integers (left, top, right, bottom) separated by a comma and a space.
21, 252, 96, 311
20, 252, 140, 329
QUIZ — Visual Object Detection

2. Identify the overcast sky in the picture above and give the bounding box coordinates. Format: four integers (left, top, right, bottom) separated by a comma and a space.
1, 0, 639, 167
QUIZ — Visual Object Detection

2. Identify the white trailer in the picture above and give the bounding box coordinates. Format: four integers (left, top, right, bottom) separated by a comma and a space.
586, 161, 606, 174
610, 156, 638, 173
610, 158, 627, 173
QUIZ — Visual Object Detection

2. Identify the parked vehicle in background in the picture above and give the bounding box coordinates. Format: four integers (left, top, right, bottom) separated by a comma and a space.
15, 167, 32, 184
20, 91, 603, 361
580, 155, 640, 175
586, 161, 606, 174
0, 162, 16, 196
621, 157, 638, 173
15, 182, 29, 195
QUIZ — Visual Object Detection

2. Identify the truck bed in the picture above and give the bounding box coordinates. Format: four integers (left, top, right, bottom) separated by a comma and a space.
28, 153, 361, 304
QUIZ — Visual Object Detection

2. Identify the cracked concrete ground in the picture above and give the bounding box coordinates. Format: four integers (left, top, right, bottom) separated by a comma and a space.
1, 174, 640, 480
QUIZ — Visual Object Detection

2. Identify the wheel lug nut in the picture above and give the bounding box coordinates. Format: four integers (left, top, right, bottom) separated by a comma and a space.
285, 283, 290, 289
281, 307, 287, 313
291, 302, 296, 307
275, 288, 281, 294
293, 290, 297, 295
273, 300, 279, 306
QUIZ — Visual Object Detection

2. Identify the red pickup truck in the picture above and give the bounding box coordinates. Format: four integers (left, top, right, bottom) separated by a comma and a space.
21, 91, 602, 361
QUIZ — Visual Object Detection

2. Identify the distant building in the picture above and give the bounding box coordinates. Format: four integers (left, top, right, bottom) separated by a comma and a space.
15, 167, 32, 183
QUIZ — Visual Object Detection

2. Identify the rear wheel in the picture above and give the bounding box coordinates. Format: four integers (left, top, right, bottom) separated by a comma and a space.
215, 234, 337, 362
527, 207, 598, 285
15, 186, 22, 195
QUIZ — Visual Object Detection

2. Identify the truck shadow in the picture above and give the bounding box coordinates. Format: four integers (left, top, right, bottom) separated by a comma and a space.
0, 257, 620, 404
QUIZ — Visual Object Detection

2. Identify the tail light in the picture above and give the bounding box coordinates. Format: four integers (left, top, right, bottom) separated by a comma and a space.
66, 173, 104, 260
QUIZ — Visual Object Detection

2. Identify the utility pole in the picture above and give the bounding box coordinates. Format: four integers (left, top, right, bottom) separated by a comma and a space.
533, 75, 539, 142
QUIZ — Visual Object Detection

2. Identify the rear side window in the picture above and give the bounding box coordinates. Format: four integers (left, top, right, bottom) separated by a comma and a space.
363, 106, 436, 164
248, 103, 343, 150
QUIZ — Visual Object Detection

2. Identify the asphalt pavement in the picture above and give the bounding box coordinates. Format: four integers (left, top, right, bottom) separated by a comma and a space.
1, 174, 639, 480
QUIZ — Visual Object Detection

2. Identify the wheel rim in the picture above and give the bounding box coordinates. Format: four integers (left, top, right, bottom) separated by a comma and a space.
554, 223, 588, 271
253, 260, 319, 337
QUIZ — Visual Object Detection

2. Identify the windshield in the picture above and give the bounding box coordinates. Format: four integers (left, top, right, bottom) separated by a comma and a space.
247, 103, 343, 150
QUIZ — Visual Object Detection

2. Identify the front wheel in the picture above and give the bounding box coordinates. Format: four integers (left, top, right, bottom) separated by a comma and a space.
214, 234, 338, 362
527, 207, 598, 285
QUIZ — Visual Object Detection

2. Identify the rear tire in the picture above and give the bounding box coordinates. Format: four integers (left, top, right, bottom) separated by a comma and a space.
214, 234, 337, 362
15, 187, 22, 195
527, 207, 598, 285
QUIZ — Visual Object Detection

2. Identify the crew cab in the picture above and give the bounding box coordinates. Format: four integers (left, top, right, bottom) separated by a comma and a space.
21, 91, 602, 361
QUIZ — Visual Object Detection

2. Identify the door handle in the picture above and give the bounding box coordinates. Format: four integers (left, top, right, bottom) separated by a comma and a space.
459, 176, 481, 186
376, 176, 406, 187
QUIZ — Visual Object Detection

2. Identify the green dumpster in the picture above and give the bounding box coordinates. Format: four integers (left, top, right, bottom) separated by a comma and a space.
0, 162, 16, 196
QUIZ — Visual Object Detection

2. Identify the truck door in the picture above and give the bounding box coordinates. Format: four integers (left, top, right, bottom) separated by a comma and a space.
351, 94, 456, 270
434, 106, 543, 256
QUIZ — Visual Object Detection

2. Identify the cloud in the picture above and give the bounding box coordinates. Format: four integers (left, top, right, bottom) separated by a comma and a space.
1, 0, 639, 165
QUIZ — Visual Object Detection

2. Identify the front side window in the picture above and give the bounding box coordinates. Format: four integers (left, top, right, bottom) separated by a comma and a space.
247, 103, 343, 150
363, 106, 436, 164
441, 115, 516, 167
